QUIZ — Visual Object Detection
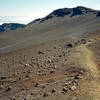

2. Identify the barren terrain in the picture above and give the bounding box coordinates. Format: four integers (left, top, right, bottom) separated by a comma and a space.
0, 7, 100, 100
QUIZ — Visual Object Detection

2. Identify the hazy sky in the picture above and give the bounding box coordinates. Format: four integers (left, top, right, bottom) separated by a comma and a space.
0, 0, 100, 24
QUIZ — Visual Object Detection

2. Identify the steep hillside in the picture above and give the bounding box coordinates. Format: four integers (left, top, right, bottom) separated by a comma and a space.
0, 6, 100, 53
0, 6, 100, 100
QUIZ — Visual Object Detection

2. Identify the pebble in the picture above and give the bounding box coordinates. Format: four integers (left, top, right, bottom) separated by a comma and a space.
34, 82, 40, 87
52, 88, 56, 93
62, 87, 68, 93
10, 97, 16, 100
5, 86, 12, 92
0, 85, 4, 89
70, 85, 76, 91
47, 59, 52, 63
43, 93, 48, 97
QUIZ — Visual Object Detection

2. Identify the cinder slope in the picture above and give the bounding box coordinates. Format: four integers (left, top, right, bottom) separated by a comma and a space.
0, 6, 100, 53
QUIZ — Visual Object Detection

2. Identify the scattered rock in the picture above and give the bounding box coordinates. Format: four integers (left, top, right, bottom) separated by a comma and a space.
18, 77, 21, 80
5, 86, 12, 92
25, 64, 30, 67
47, 59, 52, 63
52, 88, 56, 93
43, 93, 48, 97
38, 51, 44, 54
79, 70, 84, 74
13, 73, 17, 77
75, 74, 82, 80
24, 98, 27, 100
81, 39, 86, 44
21, 88, 25, 91
10, 97, 16, 100
25, 74, 30, 78
67, 43, 73, 48
62, 87, 68, 93
41, 85, 46, 89
34, 82, 40, 87
53, 65, 57, 69
50, 70, 55, 74
1, 76, 6, 80
30, 92, 34, 95
0, 85, 4, 89
58, 47, 62, 50
71, 81, 77, 86
70, 85, 76, 91
65, 83, 69, 87
58, 55, 62, 57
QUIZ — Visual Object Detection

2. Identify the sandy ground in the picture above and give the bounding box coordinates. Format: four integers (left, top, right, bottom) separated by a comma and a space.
0, 31, 100, 100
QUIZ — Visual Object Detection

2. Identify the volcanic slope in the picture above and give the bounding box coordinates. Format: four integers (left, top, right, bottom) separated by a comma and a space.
0, 6, 100, 53
0, 6, 100, 100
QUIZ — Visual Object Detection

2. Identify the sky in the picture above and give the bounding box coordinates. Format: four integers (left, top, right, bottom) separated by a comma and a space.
0, 0, 100, 25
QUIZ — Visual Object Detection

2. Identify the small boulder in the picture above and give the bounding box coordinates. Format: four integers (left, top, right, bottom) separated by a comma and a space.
38, 51, 44, 54
25, 64, 30, 67
54, 65, 57, 69
52, 88, 56, 93
30, 92, 34, 95
50, 70, 55, 74
47, 59, 52, 63
21, 88, 25, 91
5, 86, 12, 92
62, 87, 68, 93
0, 85, 4, 89
81, 39, 86, 44
67, 43, 73, 48
1, 77, 6, 80
75, 74, 82, 80
34, 82, 39, 87
25, 74, 30, 78
79, 70, 84, 74
10, 97, 16, 100
70, 85, 76, 91
24, 98, 27, 100
65, 83, 69, 87
43, 93, 48, 97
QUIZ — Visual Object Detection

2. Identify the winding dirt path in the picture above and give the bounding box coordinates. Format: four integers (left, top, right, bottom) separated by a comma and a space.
77, 43, 99, 78
76, 41, 100, 99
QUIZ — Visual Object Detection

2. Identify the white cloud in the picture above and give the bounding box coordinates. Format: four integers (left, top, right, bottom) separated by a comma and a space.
0, 16, 34, 25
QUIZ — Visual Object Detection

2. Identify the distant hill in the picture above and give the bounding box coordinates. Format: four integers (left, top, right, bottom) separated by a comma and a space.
0, 23, 25, 33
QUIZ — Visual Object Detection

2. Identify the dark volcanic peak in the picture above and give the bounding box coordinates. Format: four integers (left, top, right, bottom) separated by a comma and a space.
76, 6, 91, 11
0, 23, 25, 33
40, 8, 72, 22
47, 8, 72, 17
33, 6, 99, 23
71, 7, 83, 17
28, 6, 99, 25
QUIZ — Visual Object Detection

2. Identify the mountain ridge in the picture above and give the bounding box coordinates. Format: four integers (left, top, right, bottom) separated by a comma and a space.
0, 6, 100, 53
29, 6, 100, 24
0, 6, 100, 32
0, 23, 25, 33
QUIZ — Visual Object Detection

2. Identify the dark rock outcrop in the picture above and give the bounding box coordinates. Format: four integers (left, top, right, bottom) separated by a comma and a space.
71, 7, 83, 17
28, 6, 99, 24
0, 23, 25, 33
96, 12, 100, 17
